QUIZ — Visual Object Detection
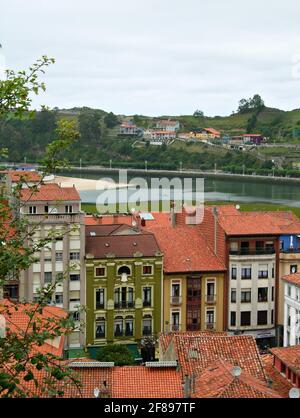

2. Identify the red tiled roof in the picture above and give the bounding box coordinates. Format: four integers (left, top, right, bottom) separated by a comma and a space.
21, 183, 80, 202
261, 354, 293, 398
282, 272, 300, 287
3, 170, 42, 183
204, 128, 221, 136
143, 211, 225, 272
270, 345, 300, 378
169, 334, 266, 382
192, 359, 280, 398
217, 208, 300, 236
111, 366, 183, 398
0, 299, 67, 357
86, 224, 161, 258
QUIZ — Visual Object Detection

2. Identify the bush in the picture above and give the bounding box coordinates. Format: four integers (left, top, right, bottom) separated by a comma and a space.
96, 344, 135, 366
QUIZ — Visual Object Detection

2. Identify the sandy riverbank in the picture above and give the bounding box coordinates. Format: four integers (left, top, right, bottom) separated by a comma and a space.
53, 175, 128, 191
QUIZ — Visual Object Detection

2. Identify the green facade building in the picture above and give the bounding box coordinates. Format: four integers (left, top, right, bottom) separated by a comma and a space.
85, 223, 163, 357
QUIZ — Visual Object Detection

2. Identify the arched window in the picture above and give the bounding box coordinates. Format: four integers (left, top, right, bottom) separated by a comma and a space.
117, 265, 131, 276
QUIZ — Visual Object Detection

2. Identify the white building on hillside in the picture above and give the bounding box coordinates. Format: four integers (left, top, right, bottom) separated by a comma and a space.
282, 273, 300, 347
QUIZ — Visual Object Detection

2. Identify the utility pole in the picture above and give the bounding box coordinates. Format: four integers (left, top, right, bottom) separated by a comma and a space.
109, 159, 112, 170
145, 160, 148, 171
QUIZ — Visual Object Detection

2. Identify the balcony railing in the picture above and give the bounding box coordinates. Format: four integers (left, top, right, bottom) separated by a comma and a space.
170, 296, 182, 305
205, 322, 216, 331
206, 294, 216, 304
170, 324, 181, 332
96, 303, 105, 310
186, 324, 200, 331
114, 301, 135, 309
143, 300, 152, 307
230, 248, 275, 256
281, 248, 300, 254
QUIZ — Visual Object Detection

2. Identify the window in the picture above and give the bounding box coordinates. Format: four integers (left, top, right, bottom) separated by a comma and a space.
187, 307, 200, 331
3, 285, 18, 301
206, 310, 215, 329
44, 254, 52, 262
29, 206, 37, 214
117, 265, 131, 276
72, 311, 80, 322
95, 267, 106, 277
206, 281, 215, 303
258, 265, 268, 279
241, 267, 251, 280
241, 290, 251, 303
287, 285, 292, 297
290, 265, 298, 274
44, 272, 52, 284
70, 252, 80, 261
44, 206, 49, 213
187, 278, 201, 301
257, 311, 268, 326
143, 265, 152, 275
70, 274, 80, 281
230, 311, 236, 327
96, 318, 106, 338
256, 241, 264, 254
272, 265, 275, 279
171, 283, 181, 304
65, 205, 73, 213
96, 289, 105, 309
171, 312, 180, 331
125, 317, 134, 336
241, 242, 249, 255
142, 316, 152, 335
271, 310, 274, 324
258, 288, 268, 302
143, 287, 152, 307
272, 286, 274, 302
240, 311, 251, 326
55, 252, 63, 262
230, 242, 238, 254
231, 289, 237, 303
55, 294, 63, 304
231, 267, 237, 280
114, 317, 123, 337
114, 287, 134, 309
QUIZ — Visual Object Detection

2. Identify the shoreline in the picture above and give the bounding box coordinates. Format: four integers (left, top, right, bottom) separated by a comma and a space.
53, 175, 129, 191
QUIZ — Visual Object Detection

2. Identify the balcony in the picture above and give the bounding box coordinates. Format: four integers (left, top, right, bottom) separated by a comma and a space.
96, 303, 105, 310
170, 324, 181, 332
170, 296, 182, 305
206, 294, 216, 304
229, 248, 275, 256
205, 322, 216, 331
143, 300, 152, 308
114, 301, 135, 309
186, 324, 200, 331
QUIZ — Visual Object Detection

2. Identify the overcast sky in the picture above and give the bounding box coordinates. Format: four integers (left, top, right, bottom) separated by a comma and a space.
1, 0, 300, 116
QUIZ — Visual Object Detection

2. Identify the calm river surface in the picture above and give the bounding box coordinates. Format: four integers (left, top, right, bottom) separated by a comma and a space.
64, 171, 300, 208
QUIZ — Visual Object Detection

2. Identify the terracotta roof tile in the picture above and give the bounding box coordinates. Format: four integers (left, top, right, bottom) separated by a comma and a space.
282, 272, 300, 287
261, 354, 293, 398
192, 359, 281, 398
21, 183, 80, 202
4, 170, 42, 183
270, 345, 300, 377
111, 366, 183, 398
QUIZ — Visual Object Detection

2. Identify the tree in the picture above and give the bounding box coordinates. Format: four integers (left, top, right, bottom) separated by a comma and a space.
104, 112, 119, 129
237, 94, 265, 114
0, 57, 82, 397
97, 344, 135, 366
193, 109, 204, 117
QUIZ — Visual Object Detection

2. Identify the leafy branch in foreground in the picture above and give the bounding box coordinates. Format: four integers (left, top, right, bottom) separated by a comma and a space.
0, 57, 83, 397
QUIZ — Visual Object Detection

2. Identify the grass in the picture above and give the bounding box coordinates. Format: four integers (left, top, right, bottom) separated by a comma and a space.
82, 201, 300, 218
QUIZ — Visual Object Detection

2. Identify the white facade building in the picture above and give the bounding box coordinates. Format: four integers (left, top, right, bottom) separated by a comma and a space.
282, 273, 300, 347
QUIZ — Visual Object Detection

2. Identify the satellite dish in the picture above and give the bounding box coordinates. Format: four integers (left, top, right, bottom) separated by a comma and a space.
289, 388, 300, 399
231, 366, 242, 377
235, 205, 240, 210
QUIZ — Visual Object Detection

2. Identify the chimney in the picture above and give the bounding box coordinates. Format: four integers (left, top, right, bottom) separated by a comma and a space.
183, 375, 191, 398
212, 207, 218, 255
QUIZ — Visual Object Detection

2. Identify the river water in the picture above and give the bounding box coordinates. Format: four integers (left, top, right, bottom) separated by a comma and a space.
65, 171, 300, 208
